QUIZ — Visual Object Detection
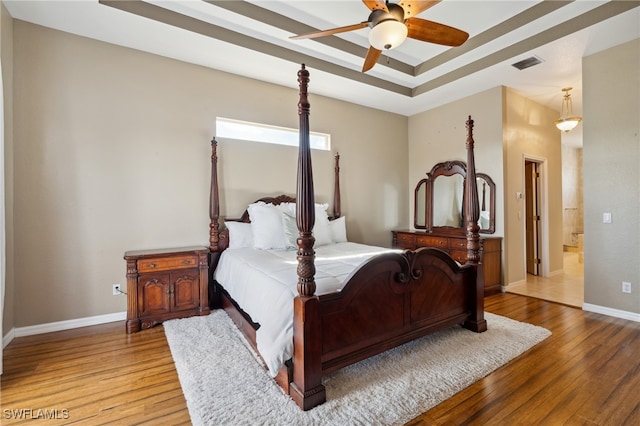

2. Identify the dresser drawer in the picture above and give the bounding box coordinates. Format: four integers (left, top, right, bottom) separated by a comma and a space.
416, 235, 447, 249
395, 232, 416, 245
138, 255, 198, 273
448, 238, 467, 250
449, 250, 468, 264
393, 232, 416, 249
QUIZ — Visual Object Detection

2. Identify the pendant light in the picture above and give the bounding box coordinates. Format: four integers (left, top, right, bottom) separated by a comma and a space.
554, 87, 582, 132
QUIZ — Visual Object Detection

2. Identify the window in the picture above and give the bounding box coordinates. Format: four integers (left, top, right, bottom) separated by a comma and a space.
216, 117, 330, 151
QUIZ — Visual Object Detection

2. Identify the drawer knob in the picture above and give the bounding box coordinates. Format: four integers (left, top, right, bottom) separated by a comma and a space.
182, 260, 192, 265
147, 263, 156, 268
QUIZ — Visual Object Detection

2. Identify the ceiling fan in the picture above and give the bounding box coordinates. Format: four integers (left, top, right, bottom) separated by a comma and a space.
290, 0, 469, 73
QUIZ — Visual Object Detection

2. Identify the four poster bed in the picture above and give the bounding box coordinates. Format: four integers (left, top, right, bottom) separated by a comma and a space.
207, 65, 486, 411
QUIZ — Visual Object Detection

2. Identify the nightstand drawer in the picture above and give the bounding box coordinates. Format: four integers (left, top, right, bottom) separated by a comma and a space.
416, 235, 447, 248
138, 255, 198, 273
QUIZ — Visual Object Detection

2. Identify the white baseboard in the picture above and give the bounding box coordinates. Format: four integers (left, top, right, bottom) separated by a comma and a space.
582, 303, 640, 323
2, 311, 127, 347
2, 327, 15, 349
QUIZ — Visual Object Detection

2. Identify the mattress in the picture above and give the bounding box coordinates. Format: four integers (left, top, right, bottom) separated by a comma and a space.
213, 242, 397, 375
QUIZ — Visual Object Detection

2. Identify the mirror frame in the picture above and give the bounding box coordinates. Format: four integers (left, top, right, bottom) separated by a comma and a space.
414, 160, 496, 234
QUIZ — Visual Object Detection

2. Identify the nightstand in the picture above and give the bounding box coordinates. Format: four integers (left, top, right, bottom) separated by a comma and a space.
124, 246, 210, 333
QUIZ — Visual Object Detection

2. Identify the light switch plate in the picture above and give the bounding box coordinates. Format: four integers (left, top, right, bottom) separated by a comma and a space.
603, 212, 612, 223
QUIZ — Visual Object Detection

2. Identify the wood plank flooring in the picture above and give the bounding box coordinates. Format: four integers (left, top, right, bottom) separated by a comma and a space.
2, 293, 639, 425
1, 323, 190, 425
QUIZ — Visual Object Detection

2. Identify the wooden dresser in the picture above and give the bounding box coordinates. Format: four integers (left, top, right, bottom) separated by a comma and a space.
124, 246, 210, 333
392, 230, 502, 295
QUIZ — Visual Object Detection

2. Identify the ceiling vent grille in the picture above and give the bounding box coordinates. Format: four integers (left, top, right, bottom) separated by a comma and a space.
511, 56, 543, 70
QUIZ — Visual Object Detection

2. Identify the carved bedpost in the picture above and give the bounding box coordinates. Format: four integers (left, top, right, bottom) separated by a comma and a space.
209, 137, 220, 253
208, 137, 222, 308
333, 152, 341, 219
464, 117, 480, 263
291, 64, 326, 410
463, 116, 487, 333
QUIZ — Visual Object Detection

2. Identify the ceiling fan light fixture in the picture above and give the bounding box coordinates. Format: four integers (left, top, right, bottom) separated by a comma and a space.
369, 20, 408, 50
554, 87, 582, 132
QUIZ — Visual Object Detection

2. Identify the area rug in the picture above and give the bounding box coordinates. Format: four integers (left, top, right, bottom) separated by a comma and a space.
164, 311, 550, 426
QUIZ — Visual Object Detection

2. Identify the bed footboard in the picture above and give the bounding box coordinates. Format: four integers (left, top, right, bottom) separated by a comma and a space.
318, 247, 485, 373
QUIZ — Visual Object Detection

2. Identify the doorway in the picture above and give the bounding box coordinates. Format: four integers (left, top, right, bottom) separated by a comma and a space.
507, 151, 584, 308
525, 160, 541, 276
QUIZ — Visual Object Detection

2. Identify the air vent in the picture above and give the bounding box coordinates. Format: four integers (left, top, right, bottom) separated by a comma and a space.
511, 56, 544, 70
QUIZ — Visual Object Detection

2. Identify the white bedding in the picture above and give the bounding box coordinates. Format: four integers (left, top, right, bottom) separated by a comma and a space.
213, 242, 398, 376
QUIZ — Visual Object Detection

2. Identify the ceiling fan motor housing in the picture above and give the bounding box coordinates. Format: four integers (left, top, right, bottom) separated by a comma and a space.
368, 4, 405, 29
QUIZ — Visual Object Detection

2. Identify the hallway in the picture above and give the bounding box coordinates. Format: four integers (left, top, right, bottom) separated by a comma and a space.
506, 251, 584, 308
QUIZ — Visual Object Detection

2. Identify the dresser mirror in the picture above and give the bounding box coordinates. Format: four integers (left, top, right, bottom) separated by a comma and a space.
414, 160, 495, 234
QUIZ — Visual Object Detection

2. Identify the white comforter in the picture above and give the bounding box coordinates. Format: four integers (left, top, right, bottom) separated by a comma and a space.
213, 242, 397, 376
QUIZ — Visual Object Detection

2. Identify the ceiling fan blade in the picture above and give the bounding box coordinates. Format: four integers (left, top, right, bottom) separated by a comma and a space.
362, 46, 382, 73
362, 0, 389, 13
290, 22, 369, 40
405, 17, 469, 46
398, 1, 442, 19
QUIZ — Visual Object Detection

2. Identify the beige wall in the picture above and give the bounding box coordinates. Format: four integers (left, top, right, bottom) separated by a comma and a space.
408, 87, 505, 238
503, 88, 564, 284
10, 21, 407, 327
583, 39, 640, 314
1, 2, 14, 337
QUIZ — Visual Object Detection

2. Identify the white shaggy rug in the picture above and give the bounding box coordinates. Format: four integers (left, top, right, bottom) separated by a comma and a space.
164, 310, 550, 425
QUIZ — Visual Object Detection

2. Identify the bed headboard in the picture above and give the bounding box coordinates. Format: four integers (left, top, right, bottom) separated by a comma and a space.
208, 143, 342, 254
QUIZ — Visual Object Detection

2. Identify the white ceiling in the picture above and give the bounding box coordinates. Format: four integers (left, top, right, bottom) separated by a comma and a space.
5, 1, 640, 146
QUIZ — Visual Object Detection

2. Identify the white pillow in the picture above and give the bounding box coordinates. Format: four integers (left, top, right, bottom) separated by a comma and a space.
281, 213, 298, 249
224, 221, 254, 249
247, 202, 288, 250
314, 208, 333, 246
329, 216, 348, 243
278, 202, 332, 247
278, 202, 296, 218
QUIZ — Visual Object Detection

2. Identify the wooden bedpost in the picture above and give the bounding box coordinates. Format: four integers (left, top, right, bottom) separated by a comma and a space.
463, 116, 487, 332
290, 64, 326, 410
333, 152, 341, 219
208, 137, 222, 308
209, 137, 220, 253
207, 137, 222, 308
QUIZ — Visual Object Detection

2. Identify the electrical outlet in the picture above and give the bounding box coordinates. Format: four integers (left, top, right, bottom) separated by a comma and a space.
113, 284, 122, 295
622, 282, 631, 294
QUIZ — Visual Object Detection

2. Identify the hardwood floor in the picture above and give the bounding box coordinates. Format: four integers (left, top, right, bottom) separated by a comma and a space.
1, 323, 190, 425
2, 293, 639, 425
